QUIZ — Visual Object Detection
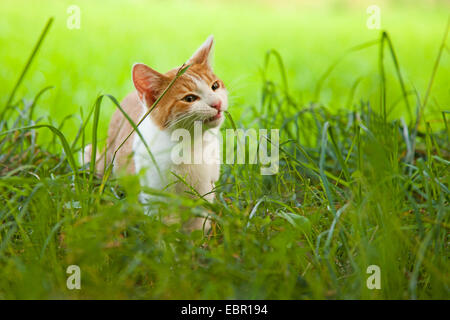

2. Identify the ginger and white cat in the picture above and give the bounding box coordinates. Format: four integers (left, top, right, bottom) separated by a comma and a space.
85, 36, 228, 229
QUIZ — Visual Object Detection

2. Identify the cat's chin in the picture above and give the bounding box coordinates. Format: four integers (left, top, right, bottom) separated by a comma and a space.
204, 112, 224, 128
204, 118, 223, 128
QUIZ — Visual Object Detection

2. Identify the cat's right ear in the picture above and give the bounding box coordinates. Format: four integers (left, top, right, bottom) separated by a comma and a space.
132, 63, 168, 106
187, 35, 214, 67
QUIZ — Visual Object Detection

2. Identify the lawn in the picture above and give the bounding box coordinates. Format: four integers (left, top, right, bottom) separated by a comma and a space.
0, 0, 449, 299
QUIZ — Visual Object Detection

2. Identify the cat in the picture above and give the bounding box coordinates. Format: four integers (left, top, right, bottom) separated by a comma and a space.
83, 36, 228, 231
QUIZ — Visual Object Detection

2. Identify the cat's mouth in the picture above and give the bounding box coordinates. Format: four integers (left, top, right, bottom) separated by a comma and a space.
206, 111, 222, 123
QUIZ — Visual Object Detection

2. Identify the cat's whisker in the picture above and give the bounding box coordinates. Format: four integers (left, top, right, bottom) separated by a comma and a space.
166, 112, 193, 127
167, 111, 199, 129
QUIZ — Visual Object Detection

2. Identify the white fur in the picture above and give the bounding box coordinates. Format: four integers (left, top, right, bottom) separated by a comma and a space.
133, 38, 228, 208
133, 103, 175, 195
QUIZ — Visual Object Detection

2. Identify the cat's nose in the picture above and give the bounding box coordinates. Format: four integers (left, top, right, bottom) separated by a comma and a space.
211, 101, 222, 111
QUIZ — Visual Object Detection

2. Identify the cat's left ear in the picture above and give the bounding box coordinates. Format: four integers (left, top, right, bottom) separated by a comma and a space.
188, 35, 214, 67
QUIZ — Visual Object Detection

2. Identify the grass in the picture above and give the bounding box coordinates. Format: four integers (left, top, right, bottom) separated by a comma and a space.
0, 1, 449, 299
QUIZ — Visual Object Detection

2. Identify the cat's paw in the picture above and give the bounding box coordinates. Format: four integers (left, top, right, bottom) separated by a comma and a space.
80, 144, 92, 166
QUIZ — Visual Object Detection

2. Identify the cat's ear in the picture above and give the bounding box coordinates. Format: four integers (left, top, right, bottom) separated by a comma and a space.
132, 63, 168, 106
188, 35, 214, 67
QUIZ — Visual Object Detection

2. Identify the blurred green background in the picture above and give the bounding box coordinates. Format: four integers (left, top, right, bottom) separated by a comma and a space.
0, 0, 449, 142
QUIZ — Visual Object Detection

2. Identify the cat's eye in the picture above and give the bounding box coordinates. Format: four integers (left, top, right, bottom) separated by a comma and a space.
211, 81, 220, 91
182, 94, 198, 103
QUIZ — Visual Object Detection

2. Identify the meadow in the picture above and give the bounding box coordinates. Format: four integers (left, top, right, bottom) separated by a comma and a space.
0, 0, 449, 299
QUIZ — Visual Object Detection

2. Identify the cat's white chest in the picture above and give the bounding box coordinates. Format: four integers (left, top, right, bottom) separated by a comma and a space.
132, 111, 174, 191
132, 109, 220, 202
171, 131, 220, 202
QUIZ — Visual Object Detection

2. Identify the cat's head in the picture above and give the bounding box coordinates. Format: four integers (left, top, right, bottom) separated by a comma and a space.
132, 35, 228, 130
